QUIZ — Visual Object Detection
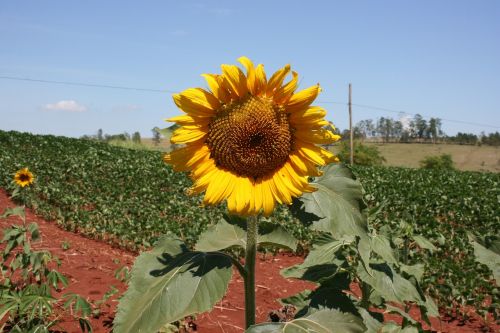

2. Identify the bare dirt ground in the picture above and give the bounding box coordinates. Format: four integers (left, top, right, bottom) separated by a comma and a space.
1, 189, 498, 332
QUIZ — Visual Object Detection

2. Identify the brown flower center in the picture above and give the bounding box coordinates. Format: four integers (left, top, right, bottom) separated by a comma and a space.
206, 96, 293, 179
19, 174, 31, 182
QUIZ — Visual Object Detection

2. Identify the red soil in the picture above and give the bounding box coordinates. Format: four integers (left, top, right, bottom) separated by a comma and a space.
0, 189, 497, 333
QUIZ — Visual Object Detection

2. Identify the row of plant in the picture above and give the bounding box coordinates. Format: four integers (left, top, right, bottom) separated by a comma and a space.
0, 130, 498, 322
353, 166, 499, 321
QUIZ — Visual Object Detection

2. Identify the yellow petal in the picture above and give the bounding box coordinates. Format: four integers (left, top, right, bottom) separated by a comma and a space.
254, 64, 267, 96
266, 64, 290, 95
238, 57, 257, 95
292, 119, 330, 130
289, 152, 322, 177
191, 157, 217, 179
164, 144, 209, 171
294, 128, 340, 145
203, 168, 236, 205
171, 125, 208, 144
229, 176, 252, 215
189, 162, 218, 194
295, 139, 330, 165
274, 71, 298, 104
201, 74, 230, 103
273, 172, 301, 201
289, 106, 327, 123
173, 88, 220, 117
268, 175, 292, 204
282, 162, 316, 193
261, 178, 276, 216
166, 114, 211, 126
221, 64, 248, 98
287, 84, 321, 113
253, 181, 263, 214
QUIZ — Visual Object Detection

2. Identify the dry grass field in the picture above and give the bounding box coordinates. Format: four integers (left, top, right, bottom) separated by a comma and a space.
139, 138, 499, 173
364, 142, 499, 172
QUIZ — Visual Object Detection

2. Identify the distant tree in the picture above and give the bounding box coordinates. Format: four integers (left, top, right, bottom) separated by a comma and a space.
393, 120, 403, 139
428, 118, 442, 143
354, 120, 375, 141
414, 114, 428, 141
152, 128, 161, 146
97, 128, 104, 141
132, 131, 141, 144
481, 131, 500, 146
399, 130, 411, 143
447, 132, 478, 145
376, 117, 394, 143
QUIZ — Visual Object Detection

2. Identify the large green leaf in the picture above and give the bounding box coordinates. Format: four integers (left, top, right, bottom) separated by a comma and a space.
301, 236, 354, 268
258, 225, 298, 251
195, 216, 246, 252
412, 235, 436, 252
195, 216, 298, 252
113, 236, 232, 333
291, 164, 368, 239
370, 234, 397, 264
281, 273, 357, 317
471, 238, 500, 282
399, 264, 425, 282
246, 309, 366, 333
358, 308, 384, 333
0, 206, 25, 219
356, 263, 423, 304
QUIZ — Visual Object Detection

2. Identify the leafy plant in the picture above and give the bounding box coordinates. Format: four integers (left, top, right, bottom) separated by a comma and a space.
113, 165, 439, 332
419, 153, 454, 170
0, 170, 93, 332
336, 141, 386, 166
1, 130, 498, 323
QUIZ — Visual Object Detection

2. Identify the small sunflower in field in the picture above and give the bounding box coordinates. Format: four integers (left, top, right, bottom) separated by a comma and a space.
164, 57, 340, 216
14, 168, 35, 187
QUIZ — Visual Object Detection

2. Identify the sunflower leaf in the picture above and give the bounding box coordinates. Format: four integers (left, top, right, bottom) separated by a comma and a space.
195, 216, 298, 252
113, 236, 232, 333
291, 164, 368, 239
195, 216, 246, 252
0, 206, 25, 220
470, 236, 500, 282
246, 309, 366, 333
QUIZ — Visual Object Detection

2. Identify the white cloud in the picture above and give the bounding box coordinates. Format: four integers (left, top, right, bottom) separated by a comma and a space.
43, 100, 87, 112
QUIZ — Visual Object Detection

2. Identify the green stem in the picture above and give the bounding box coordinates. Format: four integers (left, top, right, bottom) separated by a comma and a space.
223, 252, 247, 279
22, 204, 30, 249
244, 215, 258, 329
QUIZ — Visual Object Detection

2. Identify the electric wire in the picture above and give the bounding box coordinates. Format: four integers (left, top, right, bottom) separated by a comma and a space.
1, 75, 498, 129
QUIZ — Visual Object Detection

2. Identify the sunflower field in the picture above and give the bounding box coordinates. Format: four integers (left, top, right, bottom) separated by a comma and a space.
0, 129, 498, 322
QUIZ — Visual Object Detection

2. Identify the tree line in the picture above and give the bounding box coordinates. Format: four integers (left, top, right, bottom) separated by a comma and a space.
343, 114, 499, 146
81, 128, 163, 146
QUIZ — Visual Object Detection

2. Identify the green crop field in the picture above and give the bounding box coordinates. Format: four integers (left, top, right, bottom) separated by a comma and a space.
0, 130, 498, 318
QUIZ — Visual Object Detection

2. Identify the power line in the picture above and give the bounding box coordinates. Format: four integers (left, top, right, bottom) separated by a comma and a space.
350, 102, 500, 129
1, 74, 498, 129
0, 75, 177, 94
321, 100, 500, 129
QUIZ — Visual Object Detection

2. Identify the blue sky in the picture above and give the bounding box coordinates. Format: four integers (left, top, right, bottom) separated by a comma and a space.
1, 0, 499, 137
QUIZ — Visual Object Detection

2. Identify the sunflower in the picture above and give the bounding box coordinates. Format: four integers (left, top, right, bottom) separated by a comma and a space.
164, 57, 340, 216
14, 168, 34, 187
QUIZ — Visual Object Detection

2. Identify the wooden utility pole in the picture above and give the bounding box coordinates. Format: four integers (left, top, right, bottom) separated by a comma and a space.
349, 83, 353, 165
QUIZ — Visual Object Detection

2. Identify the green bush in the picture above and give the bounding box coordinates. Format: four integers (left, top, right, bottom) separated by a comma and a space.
420, 153, 454, 170
336, 141, 386, 166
